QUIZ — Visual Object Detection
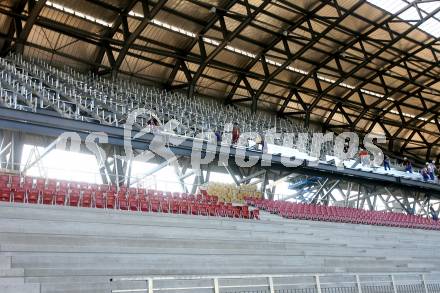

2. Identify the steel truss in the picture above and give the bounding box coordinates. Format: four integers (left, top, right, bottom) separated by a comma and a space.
282, 176, 440, 217
2, 117, 440, 217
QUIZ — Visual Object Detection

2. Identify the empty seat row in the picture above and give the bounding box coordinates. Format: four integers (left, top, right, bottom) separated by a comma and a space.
1, 173, 142, 194
0, 187, 259, 219
0, 172, 260, 220
246, 198, 437, 230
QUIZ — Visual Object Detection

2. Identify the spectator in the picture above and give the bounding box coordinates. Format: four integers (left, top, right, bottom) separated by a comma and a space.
428, 160, 436, 181
343, 142, 349, 153
343, 141, 349, 153
260, 133, 267, 153
383, 155, 391, 171
359, 148, 369, 167
232, 122, 240, 145
214, 129, 222, 144
421, 163, 430, 182
403, 157, 413, 173
253, 133, 263, 151
147, 116, 159, 126
146, 116, 160, 134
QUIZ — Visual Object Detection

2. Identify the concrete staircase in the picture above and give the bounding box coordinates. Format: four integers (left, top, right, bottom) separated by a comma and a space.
0, 202, 439, 293
0, 253, 40, 293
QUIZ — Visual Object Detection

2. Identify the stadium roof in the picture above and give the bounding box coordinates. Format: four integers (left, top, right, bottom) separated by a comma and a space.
0, 0, 439, 162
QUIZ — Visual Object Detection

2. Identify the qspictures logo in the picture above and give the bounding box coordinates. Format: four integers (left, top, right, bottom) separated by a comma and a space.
55, 109, 386, 171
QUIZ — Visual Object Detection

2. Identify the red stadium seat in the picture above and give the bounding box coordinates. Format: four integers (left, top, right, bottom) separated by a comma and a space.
0, 174, 9, 185
94, 193, 104, 209
23, 177, 33, 190
199, 204, 209, 216
109, 185, 117, 193
241, 206, 250, 219
13, 189, 25, 203
36, 178, 45, 190
118, 195, 128, 210
106, 194, 116, 209
216, 204, 227, 217
0, 190, 11, 202
171, 200, 180, 214
251, 209, 260, 220
68, 193, 80, 207
119, 186, 127, 194
208, 205, 217, 217
150, 199, 160, 213
128, 195, 138, 211
55, 191, 66, 205
27, 190, 39, 204
191, 203, 199, 215
59, 181, 69, 191
42, 191, 54, 205
11, 175, 21, 188
81, 193, 92, 208
180, 202, 189, 214
140, 197, 149, 212
160, 200, 170, 213
47, 179, 57, 191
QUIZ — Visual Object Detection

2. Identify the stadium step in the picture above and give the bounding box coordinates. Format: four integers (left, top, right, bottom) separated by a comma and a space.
0, 256, 11, 269
0, 268, 24, 277
0, 263, 39, 292
1, 203, 440, 293
0, 277, 25, 285
0, 283, 40, 293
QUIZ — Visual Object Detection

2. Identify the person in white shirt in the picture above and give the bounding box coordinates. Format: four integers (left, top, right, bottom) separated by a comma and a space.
428, 160, 437, 181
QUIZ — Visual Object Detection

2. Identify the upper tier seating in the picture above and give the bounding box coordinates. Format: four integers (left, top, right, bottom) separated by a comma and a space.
247, 197, 439, 230
0, 55, 433, 184
0, 172, 259, 220
0, 55, 308, 139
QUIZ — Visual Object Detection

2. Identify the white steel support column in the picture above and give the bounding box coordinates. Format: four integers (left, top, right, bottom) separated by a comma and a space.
148, 278, 153, 293
213, 278, 219, 293
315, 275, 322, 293
390, 275, 397, 293
421, 274, 429, 293
268, 276, 274, 293
356, 275, 362, 293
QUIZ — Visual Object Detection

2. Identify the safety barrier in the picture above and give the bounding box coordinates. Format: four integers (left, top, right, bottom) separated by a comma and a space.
110, 273, 440, 293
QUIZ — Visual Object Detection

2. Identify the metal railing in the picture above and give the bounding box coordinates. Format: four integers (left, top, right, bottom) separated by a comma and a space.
110, 273, 440, 293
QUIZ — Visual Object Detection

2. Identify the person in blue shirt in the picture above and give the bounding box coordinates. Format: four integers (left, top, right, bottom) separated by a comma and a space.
214, 130, 222, 144
421, 163, 430, 182
403, 157, 413, 173
383, 155, 391, 171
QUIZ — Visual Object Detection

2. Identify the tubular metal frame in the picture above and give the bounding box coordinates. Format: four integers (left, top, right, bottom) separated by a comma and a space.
110, 273, 438, 293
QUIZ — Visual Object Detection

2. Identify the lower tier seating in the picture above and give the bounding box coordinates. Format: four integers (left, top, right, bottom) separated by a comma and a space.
0, 203, 440, 293
246, 198, 439, 230
0, 172, 259, 219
